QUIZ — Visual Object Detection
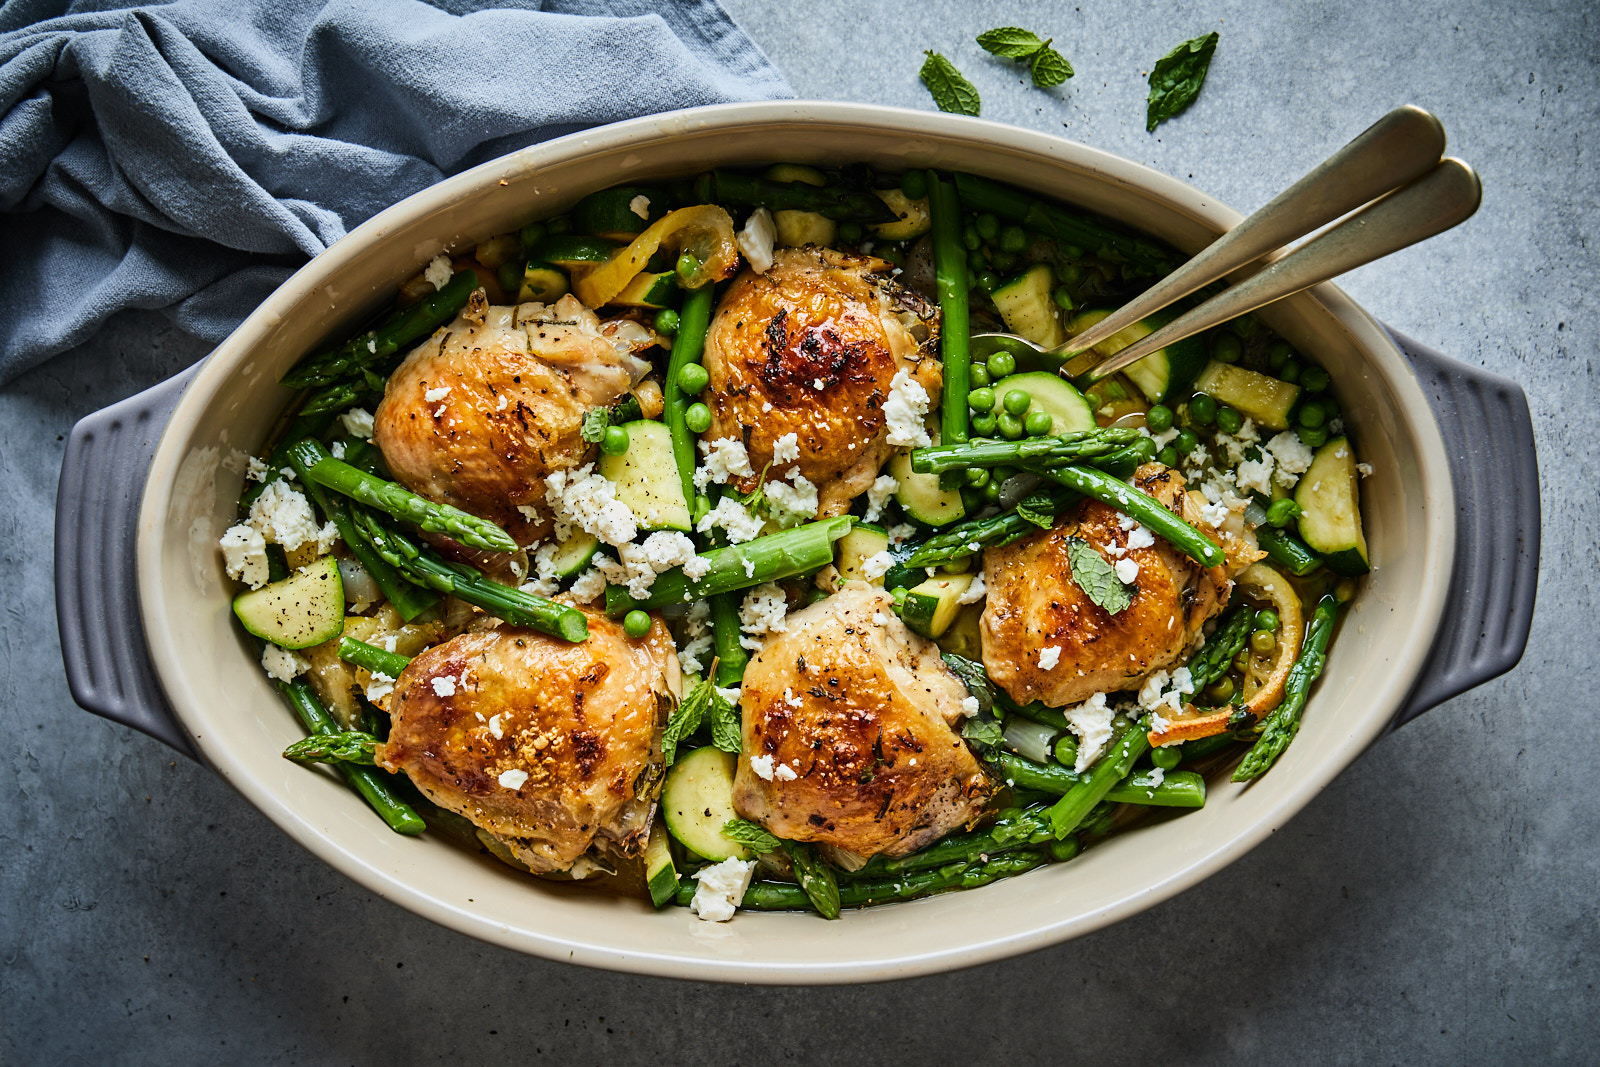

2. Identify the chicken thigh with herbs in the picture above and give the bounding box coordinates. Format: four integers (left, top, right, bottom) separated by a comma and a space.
732, 582, 993, 858
373, 290, 654, 541
377, 608, 679, 874
701, 247, 941, 516
981, 463, 1261, 709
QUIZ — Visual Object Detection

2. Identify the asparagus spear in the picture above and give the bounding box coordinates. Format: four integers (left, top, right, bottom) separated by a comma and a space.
1048, 717, 1151, 838
882, 485, 1077, 589
846, 805, 1056, 878
282, 730, 380, 766
928, 170, 972, 459
1255, 526, 1324, 576
278, 680, 424, 835
1031, 463, 1225, 568
662, 284, 715, 511
910, 429, 1143, 475
710, 593, 749, 687
673, 850, 1052, 912
602, 517, 853, 613
281, 269, 478, 389
337, 636, 413, 679
994, 752, 1207, 808
288, 438, 517, 554
697, 170, 897, 222
356, 511, 589, 642
1184, 604, 1253, 690
1233, 595, 1339, 782
952, 172, 1179, 275
782, 841, 842, 920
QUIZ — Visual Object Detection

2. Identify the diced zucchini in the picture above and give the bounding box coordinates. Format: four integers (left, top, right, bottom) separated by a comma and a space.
774, 209, 837, 248
474, 233, 523, 270
935, 602, 984, 659
1001, 371, 1095, 435
992, 264, 1065, 348
643, 819, 678, 908
232, 556, 345, 650
661, 747, 750, 861
517, 263, 569, 303
609, 270, 676, 308
573, 186, 667, 242
532, 235, 618, 270
899, 573, 974, 639
545, 531, 599, 579
870, 188, 931, 241
764, 163, 827, 186
1193, 361, 1301, 430
597, 420, 692, 532
1066, 308, 1207, 404
1295, 436, 1370, 575
835, 523, 890, 584
889, 449, 964, 526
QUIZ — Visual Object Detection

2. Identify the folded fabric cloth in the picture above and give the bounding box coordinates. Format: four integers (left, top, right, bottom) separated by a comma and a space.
0, 0, 791, 384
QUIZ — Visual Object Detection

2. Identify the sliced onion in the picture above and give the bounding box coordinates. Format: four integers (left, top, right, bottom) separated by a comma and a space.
1003, 716, 1059, 764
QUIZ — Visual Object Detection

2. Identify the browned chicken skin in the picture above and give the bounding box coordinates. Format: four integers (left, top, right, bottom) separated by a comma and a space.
373, 291, 650, 541
378, 609, 679, 873
702, 247, 941, 515
732, 583, 994, 858
981, 463, 1242, 709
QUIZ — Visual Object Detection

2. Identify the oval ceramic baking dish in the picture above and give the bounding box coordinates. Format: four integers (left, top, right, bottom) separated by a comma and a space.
54, 102, 1539, 984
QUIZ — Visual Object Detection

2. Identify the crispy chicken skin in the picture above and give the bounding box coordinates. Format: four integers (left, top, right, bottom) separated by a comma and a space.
373, 291, 650, 540
981, 463, 1245, 709
732, 583, 994, 858
377, 609, 679, 873
702, 247, 941, 515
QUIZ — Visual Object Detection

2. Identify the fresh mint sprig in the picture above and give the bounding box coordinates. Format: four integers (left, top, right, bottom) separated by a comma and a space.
1146, 31, 1219, 131
1066, 536, 1134, 614
977, 27, 1074, 89
920, 50, 981, 116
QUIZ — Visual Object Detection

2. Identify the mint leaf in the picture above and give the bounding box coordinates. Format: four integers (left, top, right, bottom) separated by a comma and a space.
580, 406, 610, 444
1066, 536, 1134, 614
920, 51, 981, 117
941, 652, 997, 717
707, 689, 742, 753
962, 714, 1004, 757
1031, 48, 1073, 88
722, 818, 781, 854
976, 27, 1045, 59
661, 677, 713, 766
1146, 32, 1219, 132
1015, 490, 1059, 529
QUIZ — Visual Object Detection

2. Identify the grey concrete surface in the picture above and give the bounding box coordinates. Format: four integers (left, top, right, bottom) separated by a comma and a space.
3, 1, 1596, 1062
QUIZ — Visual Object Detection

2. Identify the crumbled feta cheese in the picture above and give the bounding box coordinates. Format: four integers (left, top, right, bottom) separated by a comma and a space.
749, 754, 775, 780
1357, 462, 1373, 478
764, 471, 819, 525
864, 474, 899, 523
738, 582, 788, 649
743, 559, 756, 578
1126, 525, 1155, 551
771, 432, 801, 467
339, 407, 375, 440
676, 601, 715, 675
1235, 456, 1275, 496
737, 207, 776, 274
682, 555, 712, 581
488, 714, 504, 740
248, 480, 336, 554
887, 523, 916, 545
544, 463, 637, 547
423, 254, 453, 291
1064, 692, 1114, 772
219, 524, 269, 588
431, 675, 458, 698
1038, 645, 1062, 671
364, 671, 396, 703
1199, 499, 1231, 528
498, 768, 528, 790
1266, 431, 1315, 489
1114, 558, 1140, 583
566, 567, 609, 603
245, 456, 270, 483
423, 385, 451, 403
860, 551, 895, 580
1137, 665, 1197, 722
773, 763, 798, 782
697, 495, 765, 545
695, 437, 755, 491
690, 857, 756, 922
330, 440, 346, 460
957, 569, 987, 604
960, 696, 981, 718
1147, 766, 1165, 788
872, 612, 890, 627
260, 644, 308, 682
884, 368, 932, 448
628, 194, 651, 220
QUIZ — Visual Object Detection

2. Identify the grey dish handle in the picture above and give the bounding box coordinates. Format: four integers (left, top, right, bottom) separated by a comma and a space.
55, 361, 204, 760
1387, 328, 1540, 726
52, 330, 1538, 756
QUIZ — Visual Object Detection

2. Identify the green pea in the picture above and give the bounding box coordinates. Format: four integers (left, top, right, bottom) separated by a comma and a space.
1060, 263, 1086, 286
976, 270, 1000, 292
963, 224, 982, 251
1024, 411, 1054, 436
969, 363, 992, 388
999, 225, 1028, 253
982, 479, 1003, 503
878, 245, 904, 267
975, 213, 1000, 240
1297, 401, 1326, 429
993, 465, 1020, 484
1129, 436, 1158, 461
1002, 389, 1031, 416
988, 352, 1017, 378
622, 610, 652, 639
1300, 424, 1329, 447
1278, 360, 1301, 384
959, 487, 984, 513
1321, 395, 1341, 421
998, 413, 1025, 440
900, 169, 928, 200
1232, 652, 1252, 674
1255, 608, 1280, 630
546, 215, 573, 235
1335, 577, 1358, 603
518, 221, 548, 248
1145, 404, 1174, 433
601, 424, 630, 456
968, 386, 996, 413
968, 245, 989, 270
1251, 629, 1277, 654
1188, 393, 1217, 426
1216, 405, 1243, 435
1211, 332, 1242, 364
1052, 285, 1075, 311
1156, 445, 1179, 467
1301, 367, 1332, 393
676, 252, 702, 283
1265, 499, 1301, 527
989, 250, 1017, 273
966, 468, 991, 489
839, 221, 864, 243
676, 362, 709, 396
971, 411, 998, 436
1267, 340, 1294, 369
1174, 429, 1199, 456
965, 266, 978, 289
684, 403, 712, 434
1151, 745, 1182, 771
1063, 244, 1085, 259
653, 307, 680, 335
1206, 678, 1235, 703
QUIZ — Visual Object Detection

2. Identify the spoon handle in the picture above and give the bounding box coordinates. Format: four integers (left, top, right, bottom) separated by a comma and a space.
1061, 105, 1446, 362
1073, 157, 1482, 383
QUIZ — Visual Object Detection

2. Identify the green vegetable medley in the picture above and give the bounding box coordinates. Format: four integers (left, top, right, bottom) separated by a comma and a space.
222, 160, 1369, 921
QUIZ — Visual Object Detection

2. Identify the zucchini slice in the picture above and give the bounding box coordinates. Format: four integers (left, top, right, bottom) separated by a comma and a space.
992, 264, 1065, 348
597, 420, 692, 532
935, 602, 985, 659
774, 209, 837, 248
531, 235, 619, 270
517, 263, 569, 303
661, 747, 750, 861
1193, 360, 1302, 430
888, 449, 964, 526
643, 819, 678, 908
544, 531, 599, 579
1066, 308, 1208, 404
1294, 436, 1370, 575
835, 523, 890, 584
609, 270, 676, 308
232, 556, 345, 650
899, 573, 974, 639
573, 186, 667, 242
1000, 371, 1096, 435
870, 188, 931, 241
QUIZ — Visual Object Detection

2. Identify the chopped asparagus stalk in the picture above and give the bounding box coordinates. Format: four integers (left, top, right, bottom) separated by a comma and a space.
909, 428, 1143, 475
278, 680, 424, 835
1233, 595, 1339, 782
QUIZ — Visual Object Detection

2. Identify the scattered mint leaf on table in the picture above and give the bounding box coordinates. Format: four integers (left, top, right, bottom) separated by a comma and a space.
722, 819, 781, 854
1066, 536, 1134, 614
1030, 48, 1074, 88
977, 27, 1074, 89
920, 51, 981, 116
1146, 31, 1219, 132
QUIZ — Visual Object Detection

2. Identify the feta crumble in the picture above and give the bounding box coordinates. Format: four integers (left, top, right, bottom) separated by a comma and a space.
498, 768, 528, 790
423, 385, 452, 403
245, 456, 270, 483
423, 254, 453, 291
628, 194, 651, 220
1235, 456, 1275, 496
339, 407, 374, 440
544, 463, 637, 547
864, 474, 899, 523
431, 675, 458, 698
260, 644, 308, 682
1064, 692, 1114, 772
488, 714, 504, 740
1266, 431, 1315, 488
960, 696, 981, 718
764, 471, 819, 525
957, 569, 987, 604
1357, 462, 1373, 478
690, 857, 756, 922
364, 671, 396, 703
738, 582, 789, 650
219, 524, 269, 588
1126, 525, 1155, 551
884, 368, 933, 448
1038, 646, 1062, 671
566, 567, 609, 603
773, 763, 798, 782
737, 207, 776, 274
860, 550, 895, 581
1114, 558, 1140, 584
695, 437, 755, 491
697, 495, 765, 545
771, 432, 801, 467
248, 480, 336, 554
749, 754, 775, 781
